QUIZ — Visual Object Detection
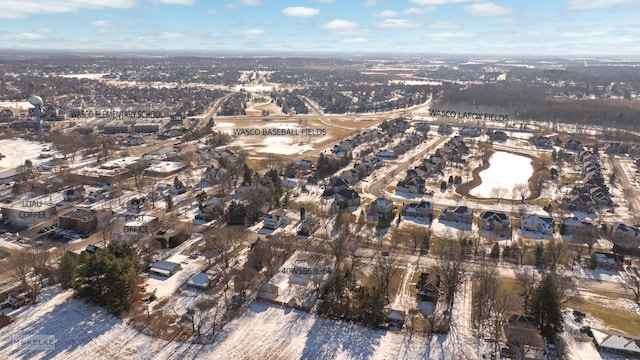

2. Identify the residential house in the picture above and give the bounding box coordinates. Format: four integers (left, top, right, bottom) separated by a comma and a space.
478, 211, 510, 235
592, 329, 640, 358
589, 186, 612, 207
439, 206, 473, 224
605, 142, 629, 155
369, 198, 394, 221
563, 194, 596, 213
127, 198, 146, 213
504, 314, 545, 359
202, 159, 222, 182
263, 209, 289, 230
460, 127, 480, 137
532, 136, 553, 149
520, 214, 554, 235
415, 122, 430, 133
396, 176, 425, 194
402, 201, 434, 219
561, 217, 597, 237
334, 188, 361, 208
375, 149, 397, 160
63, 186, 85, 202
386, 310, 406, 329
324, 177, 350, 195
300, 159, 314, 169
629, 145, 640, 158
437, 124, 453, 134
149, 260, 181, 277
564, 139, 584, 152
416, 271, 440, 302
297, 215, 320, 237
593, 252, 624, 271
614, 223, 640, 241
0, 313, 10, 329
186, 272, 210, 290
491, 130, 508, 142
394, 118, 410, 132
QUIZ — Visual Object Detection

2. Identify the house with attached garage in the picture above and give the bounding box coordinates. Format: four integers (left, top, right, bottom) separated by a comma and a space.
439, 205, 473, 224
402, 201, 434, 219
334, 188, 361, 208
478, 211, 511, 235
520, 214, 554, 235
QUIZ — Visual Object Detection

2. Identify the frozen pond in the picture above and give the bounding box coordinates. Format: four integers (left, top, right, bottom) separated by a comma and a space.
469, 151, 533, 198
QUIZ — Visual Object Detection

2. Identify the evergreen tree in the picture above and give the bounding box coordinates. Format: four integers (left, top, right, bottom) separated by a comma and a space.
530, 274, 564, 340
74, 242, 141, 314
165, 195, 173, 211
535, 242, 545, 265
490, 243, 500, 259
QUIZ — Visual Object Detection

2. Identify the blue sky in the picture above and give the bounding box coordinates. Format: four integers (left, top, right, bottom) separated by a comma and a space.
0, 0, 639, 56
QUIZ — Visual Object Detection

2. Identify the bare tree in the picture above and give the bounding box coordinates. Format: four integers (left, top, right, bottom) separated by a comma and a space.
437, 240, 467, 312
512, 239, 529, 265
516, 269, 538, 314
4, 248, 50, 303
546, 239, 568, 270
574, 226, 598, 256
472, 259, 499, 332
512, 183, 530, 203
622, 268, 640, 305
374, 253, 398, 303
490, 187, 508, 203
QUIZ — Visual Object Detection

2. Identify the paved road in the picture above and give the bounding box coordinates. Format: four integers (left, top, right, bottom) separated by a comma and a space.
357, 136, 449, 201
610, 156, 640, 222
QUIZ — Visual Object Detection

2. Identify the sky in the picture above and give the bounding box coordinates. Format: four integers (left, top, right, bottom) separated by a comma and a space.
0, 0, 639, 56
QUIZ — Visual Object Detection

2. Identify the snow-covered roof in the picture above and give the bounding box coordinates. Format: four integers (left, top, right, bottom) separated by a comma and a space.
187, 272, 209, 289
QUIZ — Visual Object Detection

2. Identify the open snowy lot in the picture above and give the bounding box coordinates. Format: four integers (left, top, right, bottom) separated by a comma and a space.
0, 139, 53, 170
469, 151, 533, 198
0, 286, 447, 360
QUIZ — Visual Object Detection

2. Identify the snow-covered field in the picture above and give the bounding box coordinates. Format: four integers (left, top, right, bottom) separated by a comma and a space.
0, 139, 52, 170
470, 151, 533, 198
59, 73, 108, 80
0, 287, 444, 360
0, 101, 33, 110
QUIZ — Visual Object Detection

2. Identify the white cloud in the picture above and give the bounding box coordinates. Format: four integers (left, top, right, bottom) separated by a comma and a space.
464, 2, 512, 16
430, 21, 459, 29
426, 32, 474, 42
207, 9, 217, 14
373, 10, 398, 18
568, 0, 636, 10
316, 0, 334, 3
282, 6, 319, 17
410, 0, 472, 5
232, 28, 265, 37
343, 37, 367, 43
562, 30, 607, 38
91, 20, 110, 27
0, 0, 138, 19
375, 19, 421, 29
322, 19, 362, 34
158, 32, 185, 40
0, 32, 44, 41
364, 0, 376, 6
238, 0, 260, 5
403, 7, 436, 15
157, 0, 194, 5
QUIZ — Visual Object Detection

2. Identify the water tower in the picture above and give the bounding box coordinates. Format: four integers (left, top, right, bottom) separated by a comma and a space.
28, 95, 43, 133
